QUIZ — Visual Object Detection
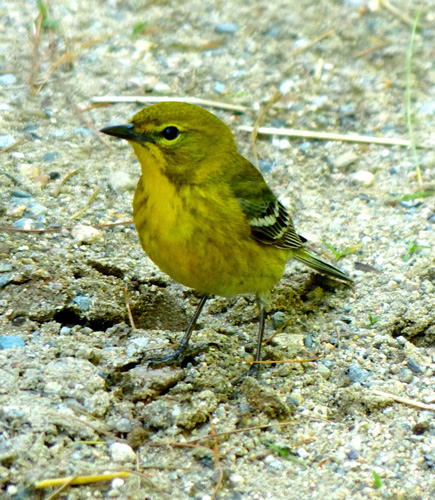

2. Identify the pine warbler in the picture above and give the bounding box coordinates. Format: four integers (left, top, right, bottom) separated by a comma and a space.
101, 102, 351, 368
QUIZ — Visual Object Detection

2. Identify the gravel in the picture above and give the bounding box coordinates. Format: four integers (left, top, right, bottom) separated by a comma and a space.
0, 0, 434, 499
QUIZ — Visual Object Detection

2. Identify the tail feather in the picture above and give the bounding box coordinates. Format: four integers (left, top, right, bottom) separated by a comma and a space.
293, 248, 352, 284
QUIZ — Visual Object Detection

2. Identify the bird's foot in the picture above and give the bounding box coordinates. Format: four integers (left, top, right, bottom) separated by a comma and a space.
247, 362, 261, 377
147, 343, 215, 368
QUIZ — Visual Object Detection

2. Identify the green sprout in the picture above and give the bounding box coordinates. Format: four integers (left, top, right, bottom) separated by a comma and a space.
402, 242, 430, 262
322, 240, 359, 260
372, 470, 382, 490
367, 313, 381, 328
131, 22, 148, 37
37, 1, 59, 30
262, 441, 307, 467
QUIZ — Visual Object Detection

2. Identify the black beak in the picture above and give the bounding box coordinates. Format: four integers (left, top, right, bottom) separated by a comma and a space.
100, 123, 154, 144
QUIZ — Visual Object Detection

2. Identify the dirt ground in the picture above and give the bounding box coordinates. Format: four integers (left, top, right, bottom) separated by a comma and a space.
0, 0, 434, 499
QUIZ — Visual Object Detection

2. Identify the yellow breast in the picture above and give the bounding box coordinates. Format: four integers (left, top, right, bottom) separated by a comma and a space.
132, 167, 288, 298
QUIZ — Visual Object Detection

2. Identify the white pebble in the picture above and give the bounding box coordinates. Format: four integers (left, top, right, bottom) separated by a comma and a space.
350, 170, 375, 186
279, 79, 295, 94
229, 473, 245, 488
153, 81, 170, 93
111, 478, 125, 488
71, 224, 103, 244
109, 171, 137, 192
109, 442, 136, 463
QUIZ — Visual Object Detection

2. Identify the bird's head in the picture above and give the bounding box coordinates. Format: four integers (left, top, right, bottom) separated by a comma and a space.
101, 102, 237, 184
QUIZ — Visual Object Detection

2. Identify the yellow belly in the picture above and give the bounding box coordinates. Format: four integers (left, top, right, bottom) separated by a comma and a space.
133, 174, 288, 298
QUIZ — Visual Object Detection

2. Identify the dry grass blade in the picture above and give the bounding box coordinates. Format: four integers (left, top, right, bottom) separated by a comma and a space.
286, 29, 334, 58
210, 422, 224, 500
371, 390, 435, 411
238, 125, 433, 149
380, 0, 416, 27
0, 139, 23, 154
354, 42, 390, 58
0, 220, 133, 234
69, 188, 100, 220
245, 357, 323, 364
35, 51, 76, 95
28, 12, 43, 93
54, 169, 81, 197
124, 286, 136, 329
405, 7, 423, 190
151, 420, 295, 447
35, 472, 131, 490
92, 95, 248, 112
45, 476, 76, 500
46, 411, 130, 444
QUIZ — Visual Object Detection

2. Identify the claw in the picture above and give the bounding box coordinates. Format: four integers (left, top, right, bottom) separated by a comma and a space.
146, 343, 215, 368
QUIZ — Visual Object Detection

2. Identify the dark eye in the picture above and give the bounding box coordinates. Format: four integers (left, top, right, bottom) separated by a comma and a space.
161, 126, 180, 141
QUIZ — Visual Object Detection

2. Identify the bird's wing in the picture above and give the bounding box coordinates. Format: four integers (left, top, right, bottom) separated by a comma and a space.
230, 156, 303, 249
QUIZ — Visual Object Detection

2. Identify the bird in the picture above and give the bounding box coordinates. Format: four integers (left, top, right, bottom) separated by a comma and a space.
101, 101, 352, 369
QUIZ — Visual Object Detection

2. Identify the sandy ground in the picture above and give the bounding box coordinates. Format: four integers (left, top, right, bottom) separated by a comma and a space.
0, 0, 434, 498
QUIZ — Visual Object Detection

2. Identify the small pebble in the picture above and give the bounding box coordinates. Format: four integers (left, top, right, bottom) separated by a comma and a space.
304, 333, 316, 349
399, 368, 414, 383
400, 200, 422, 209
109, 171, 136, 192
418, 100, 435, 116
11, 189, 33, 198
25, 201, 48, 217
329, 152, 359, 170
153, 81, 170, 93
0, 74, 17, 86
279, 79, 294, 94
348, 363, 370, 383
115, 418, 133, 433
229, 473, 245, 488
0, 134, 16, 149
271, 311, 287, 329
420, 151, 435, 169
43, 152, 60, 162
0, 273, 14, 287
19, 163, 40, 179
317, 362, 331, 380
407, 358, 423, 374
289, 389, 303, 405
73, 295, 92, 312
13, 218, 35, 230
215, 23, 239, 34
310, 95, 328, 110
264, 455, 283, 469
0, 336, 25, 349
60, 326, 72, 335
6, 485, 18, 496
390, 364, 400, 374
109, 442, 136, 463
111, 478, 125, 489
213, 82, 226, 94
258, 159, 274, 173
349, 170, 375, 187
264, 26, 280, 37
71, 224, 103, 244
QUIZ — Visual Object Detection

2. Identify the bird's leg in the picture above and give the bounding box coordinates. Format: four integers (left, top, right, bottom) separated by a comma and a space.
249, 298, 266, 375
148, 295, 208, 367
